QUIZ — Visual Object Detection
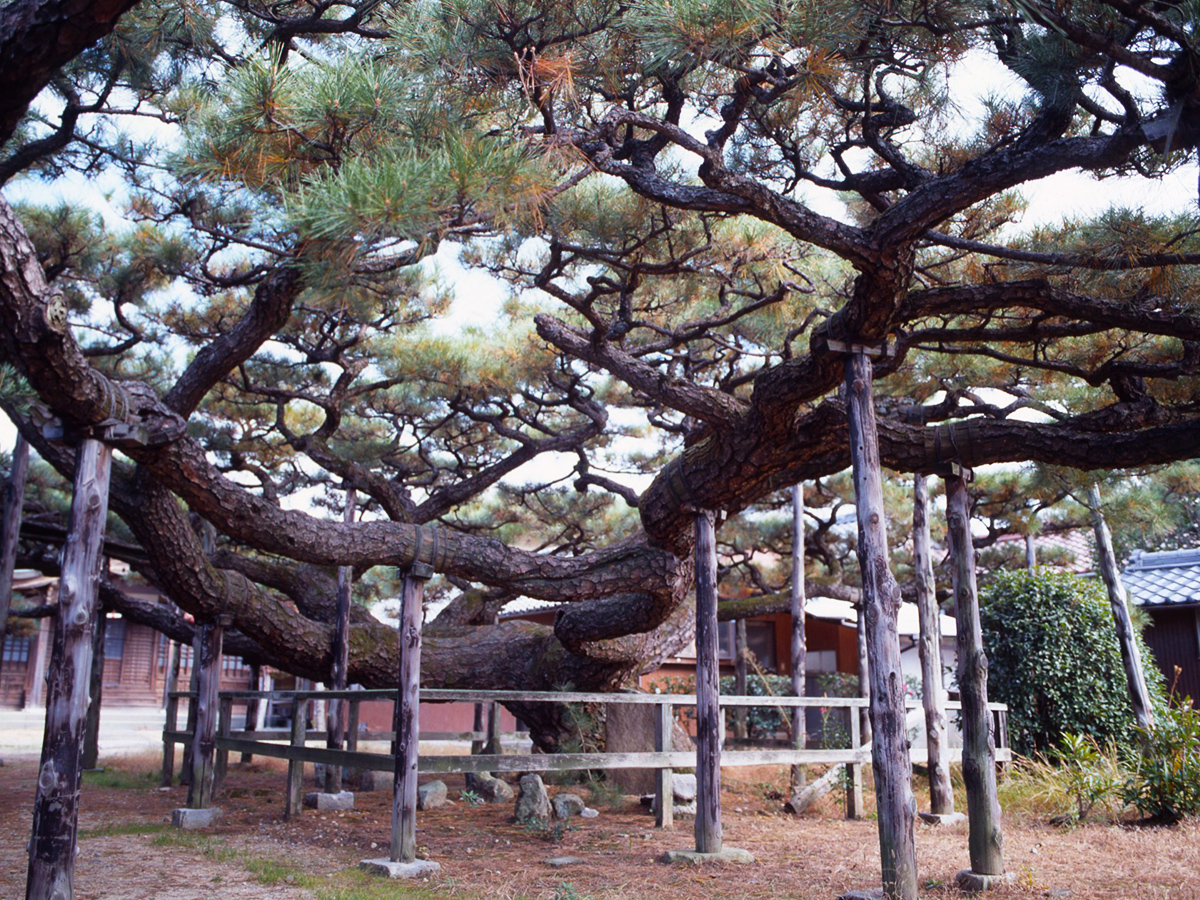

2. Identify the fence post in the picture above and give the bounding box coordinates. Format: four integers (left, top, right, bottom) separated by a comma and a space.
214, 694, 232, 793
162, 691, 179, 787
846, 702, 863, 820
242, 664, 261, 765
187, 617, 225, 810
693, 510, 723, 855
285, 697, 307, 819
347, 697, 361, 787
654, 700, 674, 829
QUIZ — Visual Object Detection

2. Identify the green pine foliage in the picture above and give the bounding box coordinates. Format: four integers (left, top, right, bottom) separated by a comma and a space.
980, 569, 1164, 756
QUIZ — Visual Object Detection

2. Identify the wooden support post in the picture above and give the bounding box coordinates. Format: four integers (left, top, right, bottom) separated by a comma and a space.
215, 694, 232, 791
846, 697, 863, 819
346, 696, 361, 787
789, 483, 807, 792
163, 634, 182, 708
241, 663, 262, 764
187, 618, 225, 810
945, 472, 1004, 878
855, 601, 872, 747
844, 351, 917, 900
1089, 483, 1155, 732
693, 510, 723, 855
654, 700, 674, 829
326, 488, 356, 794
285, 700, 306, 819
486, 701, 501, 758
180, 633, 199, 786
81, 607, 107, 770
391, 562, 431, 865
0, 433, 29, 682
162, 689, 179, 787
914, 474, 955, 816
733, 619, 748, 741
26, 438, 113, 900
1024, 534, 1036, 572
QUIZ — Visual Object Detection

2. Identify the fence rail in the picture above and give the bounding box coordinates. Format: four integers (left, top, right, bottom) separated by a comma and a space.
163, 687, 1009, 828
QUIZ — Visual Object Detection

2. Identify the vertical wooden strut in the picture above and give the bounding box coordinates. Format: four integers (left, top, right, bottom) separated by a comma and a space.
81, 606, 107, 770
789, 483, 807, 792
187, 618, 225, 809
326, 486, 357, 794
913, 474, 954, 816
391, 562, 431, 864
733, 619, 748, 740
0, 433, 29, 681
1088, 483, 1155, 732
241, 662, 262, 765
945, 472, 1004, 877
26, 438, 113, 900
693, 510, 723, 855
843, 352, 918, 900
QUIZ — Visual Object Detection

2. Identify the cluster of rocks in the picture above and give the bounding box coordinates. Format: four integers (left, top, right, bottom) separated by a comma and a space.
513, 774, 599, 824
639, 772, 698, 816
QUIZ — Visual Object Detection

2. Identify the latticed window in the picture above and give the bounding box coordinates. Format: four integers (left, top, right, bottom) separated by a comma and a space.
2, 634, 30, 663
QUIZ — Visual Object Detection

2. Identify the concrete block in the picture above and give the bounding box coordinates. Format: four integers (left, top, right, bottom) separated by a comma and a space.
918, 811, 966, 826
661, 847, 755, 865
360, 858, 441, 879
955, 869, 1017, 893
172, 807, 222, 829
304, 791, 355, 810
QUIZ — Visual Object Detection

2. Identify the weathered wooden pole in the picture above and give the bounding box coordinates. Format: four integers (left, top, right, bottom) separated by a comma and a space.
733, 618, 749, 741
913, 474, 954, 817
81, 606, 107, 770
186, 617, 225, 810
945, 469, 1005, 885
855, 600, 872, 746
162, 631, 181, 707
654, 699, 674, 829
693, 510, 723, 855
179, 629, 200, 786
390, 562, 431, 864
1024, 534, 1036, 572
241, 661, 262, 764
325, 486, 357, 794
1088, 483, 1155, 731
844, 350, 918, 900
788, 484, 808, 791
26, 438, 113, 900
0, 433, 29, 681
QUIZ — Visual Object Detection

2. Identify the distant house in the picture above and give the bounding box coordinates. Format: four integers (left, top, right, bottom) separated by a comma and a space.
1122, 548, 1200, 702
1, 565, 255, 711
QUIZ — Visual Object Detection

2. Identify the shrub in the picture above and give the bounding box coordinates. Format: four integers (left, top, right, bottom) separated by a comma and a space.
980, 569, 1162, 756
1121, 700, 1200, 822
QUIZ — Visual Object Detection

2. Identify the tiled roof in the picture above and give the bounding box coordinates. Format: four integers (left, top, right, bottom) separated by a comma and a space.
1122, 548, 1200, 607
995, 529, 1095, 574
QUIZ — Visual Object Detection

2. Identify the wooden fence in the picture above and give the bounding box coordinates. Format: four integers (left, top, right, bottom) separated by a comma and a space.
163, 687, 1009, 829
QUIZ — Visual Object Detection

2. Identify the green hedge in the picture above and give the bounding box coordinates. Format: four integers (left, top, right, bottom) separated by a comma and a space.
980, 569, 1163, 756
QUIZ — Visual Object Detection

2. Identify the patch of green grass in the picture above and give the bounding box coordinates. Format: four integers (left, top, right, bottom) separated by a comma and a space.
150, 830, 240, 861
79, 822, 171, 839
244, 857, 302, 885
312, 867, 451, 900
81, 768, 157, 790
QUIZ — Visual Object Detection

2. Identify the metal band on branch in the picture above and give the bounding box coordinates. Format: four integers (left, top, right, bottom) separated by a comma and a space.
812, 313, 897, 359
665, 461, 701, 513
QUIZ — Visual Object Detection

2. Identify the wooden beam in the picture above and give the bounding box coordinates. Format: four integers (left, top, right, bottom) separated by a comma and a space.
945, 472, 1004, 877
391, 562, 431, 864
26, 438, 113, 900
1088, 483, 1155, 731
693, 510, 723, 855
326, 487, 357, 793
914, 474, 955, 816
789, 483, 807, 793
187, 618, 225, 809
0, 433, 29, 681
844, 352, 918, 900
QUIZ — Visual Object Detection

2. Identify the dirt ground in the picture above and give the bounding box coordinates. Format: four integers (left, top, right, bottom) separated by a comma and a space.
1, 752, 1198, 900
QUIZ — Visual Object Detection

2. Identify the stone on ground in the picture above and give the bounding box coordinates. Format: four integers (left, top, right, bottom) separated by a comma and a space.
661, 847, 755, 865
418, 780, 448, 810
918, 811, 966, 826
360, 858, 441, 879
357, 769, 392, 792
671, 773, 697, 801
836, 890, 886, 900
474, 770, 514, 803
304, 791, 354, 810
171, 807, 222, 829
955, 869, 1017, 892
545, 857, 586, 868
514, 773, 552, 824
580, 807, 599, 819
552, 792, 585, 820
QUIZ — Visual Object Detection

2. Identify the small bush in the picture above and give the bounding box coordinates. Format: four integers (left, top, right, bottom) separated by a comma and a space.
980, 569, 1163, 755
1121, 700, 1200, 822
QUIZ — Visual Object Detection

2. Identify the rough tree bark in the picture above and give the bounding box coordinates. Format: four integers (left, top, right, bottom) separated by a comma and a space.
326, 486, 356, 793
0, 433, 28, 678
693, 510, 722, 855
913, 474, 954, 815
25, 438, 112, 900
789, 483, 807, 792
856, 601, 872, 747
80, 605, 106, 770
1088, 483, 1154, 731
391, 563, 429, 863
945, 471, 1004, 878
845, 352, 917, 900
733, 617, 748, 741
